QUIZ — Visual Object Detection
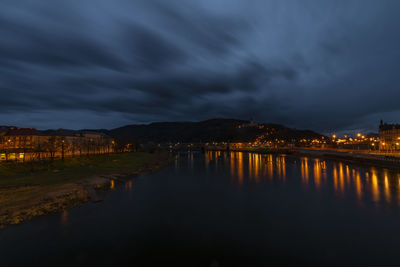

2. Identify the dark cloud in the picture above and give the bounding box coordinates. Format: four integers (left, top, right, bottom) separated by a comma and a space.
0, 0, 400, 133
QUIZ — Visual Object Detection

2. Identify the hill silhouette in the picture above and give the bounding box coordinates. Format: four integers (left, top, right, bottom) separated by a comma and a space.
102, 118, 324, 143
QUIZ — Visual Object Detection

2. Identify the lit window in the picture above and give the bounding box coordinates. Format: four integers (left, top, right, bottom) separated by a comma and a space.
19, 153, 24, 159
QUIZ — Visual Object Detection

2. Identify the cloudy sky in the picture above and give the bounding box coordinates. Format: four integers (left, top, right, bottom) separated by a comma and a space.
1, 0, 399, 133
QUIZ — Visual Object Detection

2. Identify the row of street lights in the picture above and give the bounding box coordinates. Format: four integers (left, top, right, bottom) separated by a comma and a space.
331, 132, 400, 152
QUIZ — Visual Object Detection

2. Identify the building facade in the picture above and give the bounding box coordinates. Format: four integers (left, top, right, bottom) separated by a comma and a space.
0, 127, 115, 161
379, 121, 400, 151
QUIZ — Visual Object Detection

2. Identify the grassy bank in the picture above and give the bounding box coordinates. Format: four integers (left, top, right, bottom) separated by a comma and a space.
0, 152, 170, 229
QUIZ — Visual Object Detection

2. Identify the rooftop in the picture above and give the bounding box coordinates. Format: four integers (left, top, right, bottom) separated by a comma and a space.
379, 121, 400, 131
80, 131, 111, 138
5, 128, 42, 136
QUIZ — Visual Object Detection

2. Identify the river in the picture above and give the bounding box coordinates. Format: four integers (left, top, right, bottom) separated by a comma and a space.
1, 151, 400, 266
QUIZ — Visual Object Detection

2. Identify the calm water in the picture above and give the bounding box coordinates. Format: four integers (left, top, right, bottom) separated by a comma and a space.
1, 152, 400, 266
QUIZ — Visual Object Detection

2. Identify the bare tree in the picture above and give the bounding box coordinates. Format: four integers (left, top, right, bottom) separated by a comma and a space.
43, 136, 64, 161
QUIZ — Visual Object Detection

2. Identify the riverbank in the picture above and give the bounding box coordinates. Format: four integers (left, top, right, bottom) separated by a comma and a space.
0, 152, 171, 229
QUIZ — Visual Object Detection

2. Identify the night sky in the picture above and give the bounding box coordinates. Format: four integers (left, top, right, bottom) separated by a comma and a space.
1, 0, 400, 133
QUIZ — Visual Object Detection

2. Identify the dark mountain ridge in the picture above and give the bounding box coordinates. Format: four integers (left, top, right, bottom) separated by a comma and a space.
102, 118, 325, 143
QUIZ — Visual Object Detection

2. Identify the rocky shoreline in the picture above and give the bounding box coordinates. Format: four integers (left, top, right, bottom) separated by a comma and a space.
0, 153, 171, 230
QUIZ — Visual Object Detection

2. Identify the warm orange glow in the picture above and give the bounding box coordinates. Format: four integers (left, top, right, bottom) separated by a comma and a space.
110, 179, 115, 189
398, 175, 400, 207
125, 180, 133, 192
267, 155, 273, 179
384, 171, 391, 203
205, 151, 210, 170
313, 159, 321, 189
61, 210, 68, 226
248, 153, 253, 180
254, 154, 260, 182
355, 171, 362, 202
333, 165, 338, 192
237, 152, 243, 184
281, 156, 286, 181
230, 152, 235, 178
346, 165, 350, 183
276, 156, 281, 179
339, 163, 345, 193
371, 169, 379, 202
301, 158, 309, 187
321, 161, 327, 181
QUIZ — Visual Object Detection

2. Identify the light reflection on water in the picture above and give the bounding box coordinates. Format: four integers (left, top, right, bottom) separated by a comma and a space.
5, 150, 400, 266
205, 151, 400, 209
60, 210, 68, 226
125, 180, 133, 192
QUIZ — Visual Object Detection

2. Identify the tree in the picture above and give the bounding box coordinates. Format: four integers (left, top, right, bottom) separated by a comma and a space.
43, 136, 64, 161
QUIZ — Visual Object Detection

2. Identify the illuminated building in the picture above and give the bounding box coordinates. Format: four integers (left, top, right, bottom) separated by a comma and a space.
239, 120, 259, 128
0, 127, 115, 161
379, 120, 400, 151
